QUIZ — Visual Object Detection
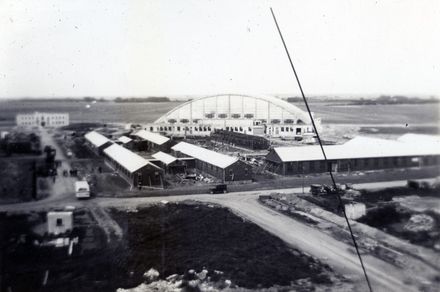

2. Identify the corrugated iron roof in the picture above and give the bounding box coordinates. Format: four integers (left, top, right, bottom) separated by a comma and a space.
117, 135, 132, 144
134, 130, 170, 145
84, 131, 111, 147
273, 135, 440, 162
172, 142, 238, 169
152, 151, 177, 165
104, 144, 159, 173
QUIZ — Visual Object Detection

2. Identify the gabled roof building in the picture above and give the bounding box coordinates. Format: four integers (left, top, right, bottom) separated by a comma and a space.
171, 142, 252, 181
266, 135, 440, 175
103, 144, 164, 188
84, 131, 113, 155
132, 130, 171, 152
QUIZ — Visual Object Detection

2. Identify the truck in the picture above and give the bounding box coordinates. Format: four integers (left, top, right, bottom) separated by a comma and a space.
75, 180, 90, 199
209, 184, 228, 194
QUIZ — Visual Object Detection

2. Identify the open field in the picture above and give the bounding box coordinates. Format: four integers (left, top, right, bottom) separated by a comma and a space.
296, 103, 440, 125
0, 100, 182, 124
1, 100, 438, 126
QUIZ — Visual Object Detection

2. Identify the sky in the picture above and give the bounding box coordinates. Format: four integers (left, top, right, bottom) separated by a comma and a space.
0, 0, 439, 99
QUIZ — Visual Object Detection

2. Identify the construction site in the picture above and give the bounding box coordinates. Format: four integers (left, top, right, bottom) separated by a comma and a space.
1, 1, 440, 292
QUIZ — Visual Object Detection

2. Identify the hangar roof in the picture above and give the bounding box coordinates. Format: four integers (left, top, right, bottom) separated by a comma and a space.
154, 94, 313, 124
273, 135, 440, 162
134, 130, 170, 145
104, 144, 159, 173
172, 142, 238, 168
84, 131, 111, 148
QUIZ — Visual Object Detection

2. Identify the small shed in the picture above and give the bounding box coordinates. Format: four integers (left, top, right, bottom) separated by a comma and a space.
116, 135, 134, 149
47, 211, 73, 235
151, 151, 185, 173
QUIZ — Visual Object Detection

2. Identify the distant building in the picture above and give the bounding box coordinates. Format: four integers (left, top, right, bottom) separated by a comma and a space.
47, 211, 73, 235
171, 142, 252, 182
265, 135, 440, 175
3, 132, 41, 154
103, 143, 164, 188
145, 94, 320, 139
16, 112, 69, 127
84, 131, 113, 155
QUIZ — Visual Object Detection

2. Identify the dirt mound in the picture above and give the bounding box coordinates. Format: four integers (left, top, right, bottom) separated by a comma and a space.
404, 214, 435, 232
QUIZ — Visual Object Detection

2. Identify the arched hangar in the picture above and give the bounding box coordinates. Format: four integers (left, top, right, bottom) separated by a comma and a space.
146, 94, 321, 139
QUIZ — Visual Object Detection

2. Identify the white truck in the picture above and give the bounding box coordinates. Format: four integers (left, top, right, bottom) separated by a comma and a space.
75, 181, 90, 199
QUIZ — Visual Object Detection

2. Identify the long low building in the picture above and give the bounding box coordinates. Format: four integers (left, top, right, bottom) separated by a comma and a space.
266, 134, 440, 175
103, 143, 164, 188
16, 112, 69, 127
84, 131, 113, 155
132, 130, 171, 152
171, 142, 252, 182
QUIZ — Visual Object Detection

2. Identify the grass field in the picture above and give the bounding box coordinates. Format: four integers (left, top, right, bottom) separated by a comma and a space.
0, 100, 438, 126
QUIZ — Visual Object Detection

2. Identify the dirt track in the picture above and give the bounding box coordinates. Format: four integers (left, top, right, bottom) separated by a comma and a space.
1, 180, 439, 291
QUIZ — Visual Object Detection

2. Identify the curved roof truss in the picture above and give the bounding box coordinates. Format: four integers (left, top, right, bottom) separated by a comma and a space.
154, 94, 311, 124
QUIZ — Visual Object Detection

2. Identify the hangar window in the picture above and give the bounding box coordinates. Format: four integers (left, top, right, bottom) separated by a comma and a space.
205, 113, 214, 119
271, 119, 281, 124
244, 113, 254, 119
234, 127, 238, 131
218, 113, 228, 119
231, 113, 241, 119
284, 119, 294, 124
195, 127, 198, 131
281, 127, 284, 132
204, 127, 207, 131
180, 119, 189, 123
239, 127, 243, 131
177, 126, 181, 131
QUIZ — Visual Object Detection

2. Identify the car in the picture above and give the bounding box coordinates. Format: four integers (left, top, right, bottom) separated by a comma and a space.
209, 184, 228, 194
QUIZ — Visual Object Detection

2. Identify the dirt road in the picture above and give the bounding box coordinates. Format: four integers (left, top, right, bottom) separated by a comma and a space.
39, 127, 76, 202
1, 179, 438, 291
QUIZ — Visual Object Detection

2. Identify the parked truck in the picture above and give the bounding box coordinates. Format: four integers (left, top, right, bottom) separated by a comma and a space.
75, 180, 90, 199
